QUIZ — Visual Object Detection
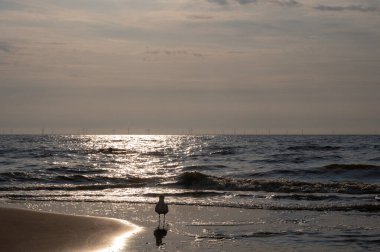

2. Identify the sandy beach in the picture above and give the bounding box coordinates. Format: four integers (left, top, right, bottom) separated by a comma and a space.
0, 206, 139, 252
2, 200, 379, 251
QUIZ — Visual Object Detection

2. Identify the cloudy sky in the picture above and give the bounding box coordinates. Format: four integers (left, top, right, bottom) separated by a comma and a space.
0, 0, 379, 134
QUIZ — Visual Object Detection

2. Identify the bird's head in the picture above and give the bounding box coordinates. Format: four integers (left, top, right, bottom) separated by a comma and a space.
159, 195, 165, 201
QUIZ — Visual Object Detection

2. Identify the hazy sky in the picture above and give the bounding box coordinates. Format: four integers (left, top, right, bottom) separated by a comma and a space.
1, 0, 379, 134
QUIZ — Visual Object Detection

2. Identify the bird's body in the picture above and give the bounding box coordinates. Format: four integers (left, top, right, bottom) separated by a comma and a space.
155, 195, 168, 226
155, 195, 169, 215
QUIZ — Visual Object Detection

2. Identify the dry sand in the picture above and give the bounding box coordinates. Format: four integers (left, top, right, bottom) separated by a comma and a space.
0, 206, 139, 252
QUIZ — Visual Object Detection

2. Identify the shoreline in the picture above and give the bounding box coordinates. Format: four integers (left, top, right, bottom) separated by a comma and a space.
0, 206, 140, 252
2, 201, 379, 251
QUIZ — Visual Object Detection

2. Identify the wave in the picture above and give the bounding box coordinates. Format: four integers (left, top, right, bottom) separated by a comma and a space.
46, 166, 108, 174
94, 148, 138, 155
268, 194, 341, 201
266, 204, 380, 212
250, 164, 380, 179
182, 165, 228, 171
0, 171, 47, 182
323, 164, 380, 170
173, 172, 380, 194
92, 148, 174, 157
2, 168, 379, 195
287, 145, 341, 151
54, 174, 155, 185
0, 182, 148, 192
210, 149, 236, 156
0, 171, 156, 186
173, 200, 380, 212
254, 154, 342, 164
143, 191, 225, 198
0, 160, 17, 166
141, 150, 166, 157
189, 145, 242, 157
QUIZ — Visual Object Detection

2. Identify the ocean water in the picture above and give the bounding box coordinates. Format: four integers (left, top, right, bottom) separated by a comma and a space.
1, 134, 379, 210
1, 134, 380, 250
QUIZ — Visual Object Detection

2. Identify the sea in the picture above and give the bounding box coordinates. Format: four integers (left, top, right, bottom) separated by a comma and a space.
1, 134, 379, 250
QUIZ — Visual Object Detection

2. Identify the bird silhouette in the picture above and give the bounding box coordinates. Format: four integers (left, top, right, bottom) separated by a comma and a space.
155, 195, 168, 226
154, 227, 168, 247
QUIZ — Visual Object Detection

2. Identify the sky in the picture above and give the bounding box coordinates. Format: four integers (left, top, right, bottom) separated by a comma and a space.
0, 0, 379, 134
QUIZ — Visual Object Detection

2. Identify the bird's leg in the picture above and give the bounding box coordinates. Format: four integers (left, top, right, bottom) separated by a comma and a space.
163, 214, 166, 225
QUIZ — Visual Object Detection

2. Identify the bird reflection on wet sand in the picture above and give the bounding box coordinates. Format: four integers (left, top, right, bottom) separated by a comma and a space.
154, 227, 168, 247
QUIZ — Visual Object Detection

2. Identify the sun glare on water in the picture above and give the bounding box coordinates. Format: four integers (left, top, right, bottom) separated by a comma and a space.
77, 134, 194, 179
97, 220, 142, 252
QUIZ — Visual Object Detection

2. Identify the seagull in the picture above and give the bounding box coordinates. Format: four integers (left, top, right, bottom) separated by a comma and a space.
155, 195, 169, 225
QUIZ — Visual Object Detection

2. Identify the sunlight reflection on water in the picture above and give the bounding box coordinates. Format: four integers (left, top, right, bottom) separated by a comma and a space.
97, 219, 142, 252
77, 135, 192, 179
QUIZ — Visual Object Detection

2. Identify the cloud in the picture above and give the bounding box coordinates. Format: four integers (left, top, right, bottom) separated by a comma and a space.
206, 0, 299, 7
207, 0, 228, 5
0, 0, 379, 133
272, 0, 300, 7
144, 48, 205, 58
236, 0, 258, 5
314, 5, 379, 12
0, 41, 12, 53
206, 0, 259, 6
187, 14, 214, 20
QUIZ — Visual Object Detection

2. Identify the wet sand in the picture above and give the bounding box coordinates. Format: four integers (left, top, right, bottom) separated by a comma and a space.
2, 201, 379, 251
0, 206, 139, 252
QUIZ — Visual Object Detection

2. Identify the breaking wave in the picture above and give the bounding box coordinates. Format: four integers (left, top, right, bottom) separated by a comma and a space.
173, 172, 380, 194
250, 164, 380, 181
3, 169, 379, 195
0, 171, 157, 188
